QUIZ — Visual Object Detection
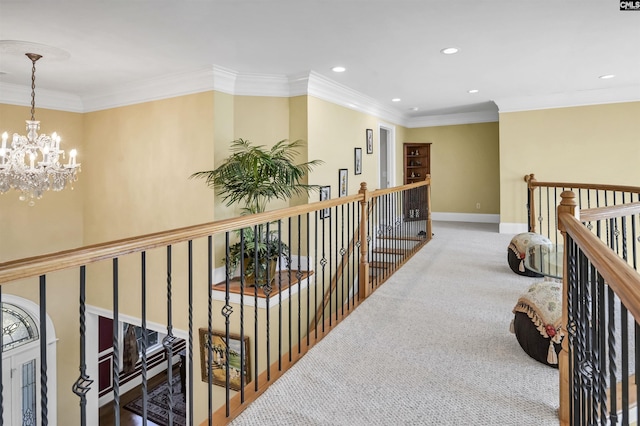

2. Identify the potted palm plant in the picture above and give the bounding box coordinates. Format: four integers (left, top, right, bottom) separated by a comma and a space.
190, 138, 322, 286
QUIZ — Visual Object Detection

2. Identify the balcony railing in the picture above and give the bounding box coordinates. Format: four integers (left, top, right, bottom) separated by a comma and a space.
524, 175, 640, 425
0, 178, 431, 426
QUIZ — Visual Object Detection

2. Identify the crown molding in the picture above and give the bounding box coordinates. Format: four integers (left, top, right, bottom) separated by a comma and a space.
305, 71, 407, 125
81, 66, 217, 112
405, 110, 499, 128
4, 66, 637, 126
494, 85, 640, 113
0, 82, 84, 112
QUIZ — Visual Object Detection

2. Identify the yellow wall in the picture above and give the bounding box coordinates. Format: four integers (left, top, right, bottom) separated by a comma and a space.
405, 122, 500, 214
307, 97, 380, 196
499, 101, 640, 225
83, 93, 215, 243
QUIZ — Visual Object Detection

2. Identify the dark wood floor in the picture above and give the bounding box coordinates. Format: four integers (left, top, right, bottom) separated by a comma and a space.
99, 368, 178, 426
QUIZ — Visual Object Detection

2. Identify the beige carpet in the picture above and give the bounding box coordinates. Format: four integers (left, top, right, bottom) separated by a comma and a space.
230, 221, 559, 425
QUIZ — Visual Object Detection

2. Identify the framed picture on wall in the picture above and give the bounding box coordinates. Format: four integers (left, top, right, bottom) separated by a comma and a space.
354, 148, 362, 175
366, 128, 373, 154
199, 328, 250, 390
339, 168, 348, 197
319, 185, 331, 219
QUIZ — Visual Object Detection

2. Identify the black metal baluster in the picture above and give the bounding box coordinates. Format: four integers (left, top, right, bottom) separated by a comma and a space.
297, 216, 302, 352
546, 187, 551, 240
621, 303, 629, 425
306, 212, 311, 344
277, 221, 283, 368
223, 230, 234, 412
340, 204, 345, 316
38, 275, 48, 426
72, 266, 93, 426
207, 235, 213, 426
287, 218, 293, 360
253, 225, 260, 387
314, 211, 319, 338
329, 209, 333, 326
141, 252, 148, 425
598, 275, 607, 422
112, 260, 120, 426
321, 213, 327, 333
346, 202, 352, 311
264, 222, 272, 380
163, 246, 175, 426
608, 283, 618, 425
187, 241, 193, 425
566, 237, 577, 426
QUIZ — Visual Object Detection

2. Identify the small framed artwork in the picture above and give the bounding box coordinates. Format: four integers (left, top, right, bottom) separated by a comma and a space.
339, 168, 348, 197
199, 328, 250, 390
319, 185, 331, 219
354, 148, 362, 175
366, 128, 373, 154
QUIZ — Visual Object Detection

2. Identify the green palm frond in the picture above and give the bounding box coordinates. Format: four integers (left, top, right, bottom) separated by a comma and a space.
190, 138, 323, 214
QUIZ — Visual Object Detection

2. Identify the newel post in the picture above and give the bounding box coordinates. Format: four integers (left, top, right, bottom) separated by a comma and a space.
358, 182, 371, 300
524, 173, 537, 233
558, 190, 578, 425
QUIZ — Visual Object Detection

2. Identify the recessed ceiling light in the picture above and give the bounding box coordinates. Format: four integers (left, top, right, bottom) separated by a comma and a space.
410, 107, 419, 111
440, 47, 459, 55
599, 74, 615, 79
468, 89, 479, 94
392, 98, 401, 102
332, 66, 346, 73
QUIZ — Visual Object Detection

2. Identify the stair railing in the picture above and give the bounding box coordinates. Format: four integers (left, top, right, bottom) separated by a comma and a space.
557, 191, 640, 425
0, 177, 431, 426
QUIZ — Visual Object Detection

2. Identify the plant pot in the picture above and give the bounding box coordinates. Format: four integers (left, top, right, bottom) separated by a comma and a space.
242, 257, 277, 287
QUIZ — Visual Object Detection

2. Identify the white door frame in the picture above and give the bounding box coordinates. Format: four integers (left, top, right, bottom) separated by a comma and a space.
378, 122, 397, 189
1, 294, 58, 426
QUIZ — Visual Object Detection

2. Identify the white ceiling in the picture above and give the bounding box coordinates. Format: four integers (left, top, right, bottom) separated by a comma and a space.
1, 1, 639, 125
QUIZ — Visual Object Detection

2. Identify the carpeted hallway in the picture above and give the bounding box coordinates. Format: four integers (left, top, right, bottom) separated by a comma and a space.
230, 221, 559, 426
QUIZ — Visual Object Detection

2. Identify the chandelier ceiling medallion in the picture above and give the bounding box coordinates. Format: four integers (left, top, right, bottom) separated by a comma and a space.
0, 53, 80, 206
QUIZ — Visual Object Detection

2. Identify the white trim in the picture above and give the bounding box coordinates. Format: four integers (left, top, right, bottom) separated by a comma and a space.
378, 122, 397, 189
405, 110, 499, 128
431, 212, 500, 223
1, 295, 58, 426
0, 82, 84, 113
494, 85, 640, 113
499, 222, 529, 234
2, 65, 636, 125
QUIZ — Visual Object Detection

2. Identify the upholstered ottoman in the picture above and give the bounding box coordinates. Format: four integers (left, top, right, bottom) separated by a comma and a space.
510, 281, 563, 368
508, 232, 552, 277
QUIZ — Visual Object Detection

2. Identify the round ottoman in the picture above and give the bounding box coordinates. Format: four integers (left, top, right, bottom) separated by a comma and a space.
510, 281, 563, 368
508, 232, 552, 277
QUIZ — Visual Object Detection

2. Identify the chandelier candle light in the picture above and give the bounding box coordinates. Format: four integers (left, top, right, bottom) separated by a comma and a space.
0, 53, 80, 205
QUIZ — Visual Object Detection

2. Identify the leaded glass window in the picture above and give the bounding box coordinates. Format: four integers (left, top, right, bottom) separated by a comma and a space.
22, 359, 37, 426
2, 303, 39, 351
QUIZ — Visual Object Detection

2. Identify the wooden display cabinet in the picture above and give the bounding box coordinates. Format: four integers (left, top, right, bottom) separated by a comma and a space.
403, 143, 431, 221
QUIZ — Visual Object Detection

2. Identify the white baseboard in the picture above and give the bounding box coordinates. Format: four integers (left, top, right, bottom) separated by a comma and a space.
431, 212, 500, 223
499, 222, 529, 234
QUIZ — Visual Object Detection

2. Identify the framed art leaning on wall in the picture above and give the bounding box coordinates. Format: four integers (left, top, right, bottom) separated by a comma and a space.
199, 328, 250, 390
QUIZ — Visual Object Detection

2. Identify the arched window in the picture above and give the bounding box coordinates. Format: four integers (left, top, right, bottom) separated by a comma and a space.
2, 303, 39, 351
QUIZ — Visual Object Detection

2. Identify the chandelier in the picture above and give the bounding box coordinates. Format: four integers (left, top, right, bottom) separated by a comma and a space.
0, 53, 81, 206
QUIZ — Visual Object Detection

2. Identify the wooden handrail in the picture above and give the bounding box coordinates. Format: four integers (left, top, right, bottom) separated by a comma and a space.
580, 201, 640, 222
525, 173, 640, 194
557, 190, 640, 425
559, 211, 640, 321
0, 180, 431, 285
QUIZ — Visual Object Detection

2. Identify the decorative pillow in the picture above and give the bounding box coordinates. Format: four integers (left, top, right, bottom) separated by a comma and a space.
510, 281, 564, 367
507, 232, 552, 277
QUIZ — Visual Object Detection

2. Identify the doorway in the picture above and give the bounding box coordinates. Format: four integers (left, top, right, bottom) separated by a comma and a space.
378, 124, 396, 189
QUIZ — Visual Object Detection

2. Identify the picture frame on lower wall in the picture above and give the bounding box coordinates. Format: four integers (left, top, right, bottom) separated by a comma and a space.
339, 168, 348, 197
199, 328, 250, 390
